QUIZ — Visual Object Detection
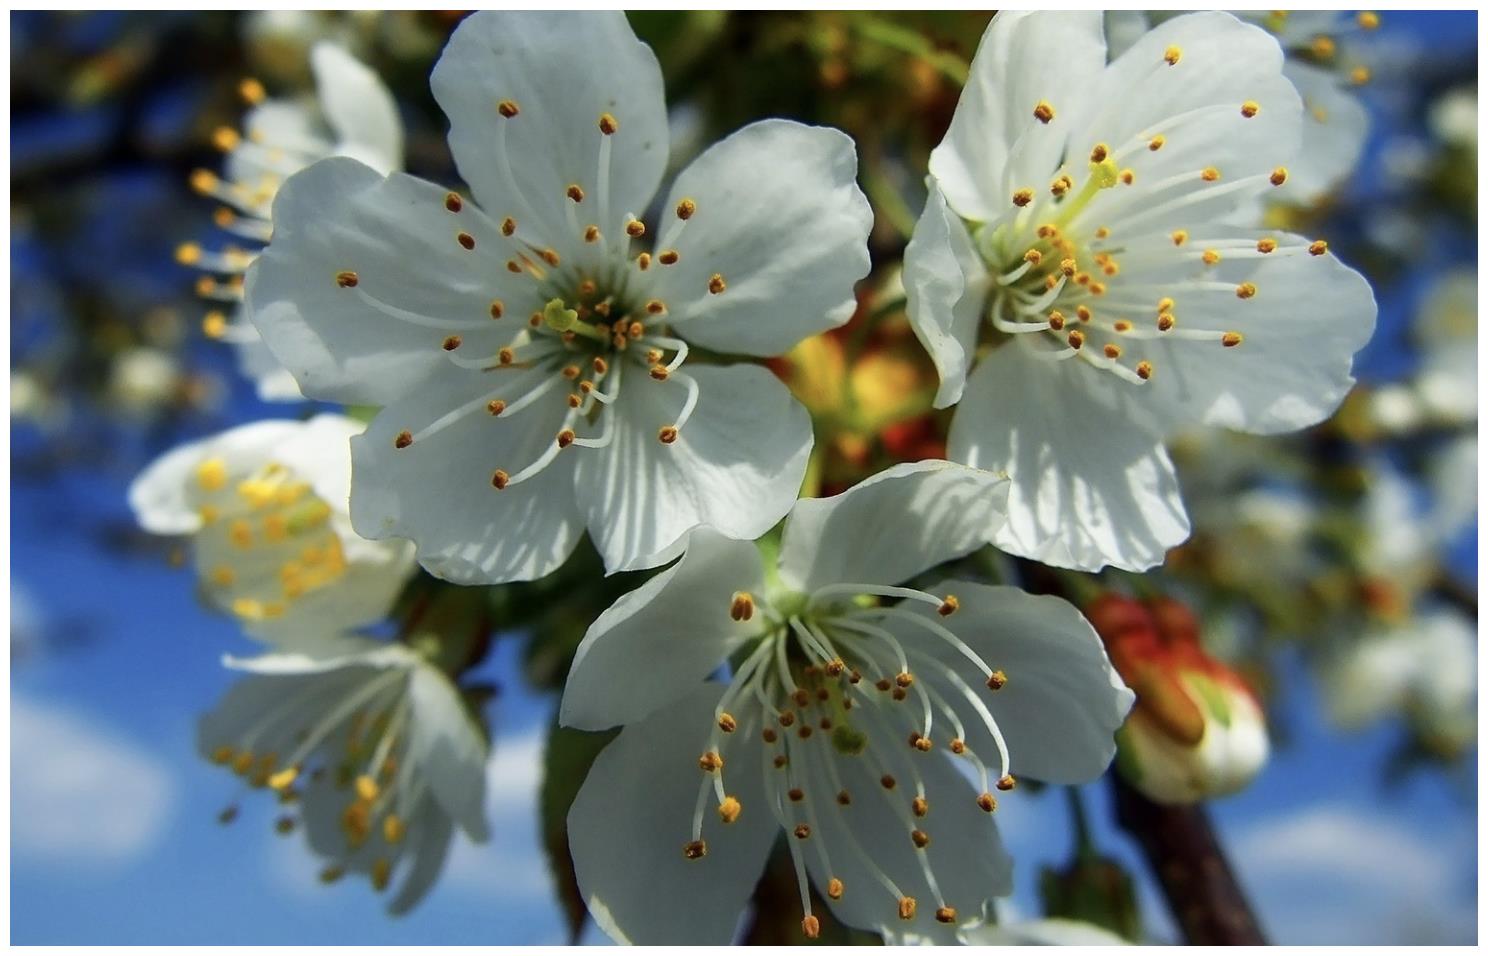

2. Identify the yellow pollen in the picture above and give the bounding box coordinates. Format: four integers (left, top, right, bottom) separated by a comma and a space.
335, 270, 359, 288
978, 792, 998, 812
718, 713, 738, 734
229, 520, 253, 550
1351, 66, 1371, 86
659, 249, 679, 265
1202, 249, 1221, 265
997, 774, 1017, 791
501, 217, 516, 236
1113, 320, 1132, 333
625, 219, 646, 237
1235, 282, 1258, 299
1257, 238, 1278, 254
1164, 45, 1182, 65
936, 906, 958, 924
1171, 229, 1189, 246
1148, 134, 1165, 151
444, 192, 463, 212
1047, 310, 1066, 331
497, 99, 520, 118
707, 273, 727, 295
196, 457, 228, 491
828, 878, 844, 900
1103, 343, 1123, 360
189, 168, 218, 195
1157, 296, 1175, 312
1241, 100, 1260, 118
1050, 175, 1071, 197
1067, 330, 1085, 350
937, 595, 959, 616
1033, 99, 1055, 123
1157, 313, 1175, 332
1119, 168, 1134, 185
1088, 280, 1107, 296
1136, 360, 1154, 380
1060, 258, 1076, 277
1270, 166, 1288, 186
1023, 249, 1043, 266
1089, 143, 1109, 164
910, 829, 930, 849
676, 197, 696, 220
1359, 11, 1380, 29
557, 429, 577, 449
911, 796, 929, 817
1311, 35, 1336, 60
1075, 305, 1092, 322
491, 469, 510, 490
584, 225, 600, 242
986, 670, 1008, 690
899, 897, 917, 920
730, 591, 755, 622
1012, 188, 1034, 207
1201, 167, 1221, 182
238, 77, 266, 104
442, 335, 462, 351
649, 364, 669, 381
598, 112, 619, 135
1222, 331, 1244, 348
1095, 226, 1110, 238
355, 775, 379, 802
1309, 240, 1329, 256
716, 795, 742, 824
658, 425, 679, 445
268, 767, 297, 791
175, 242, 203, 266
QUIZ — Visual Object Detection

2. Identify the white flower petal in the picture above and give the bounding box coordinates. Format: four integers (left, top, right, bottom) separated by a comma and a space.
310, 42, 404, 175
569, 684, 776, 945
407, 664, 490, 841
949, 350, 1190, 573
804, 741, 1012, 940
778, 461, 1009, 595
904, 183, 989, 408
562, 527, 765, 732
228, 101, 330, 189
127, 419, 304, 535
649, 119, 872, 357
1116, 232, 1376, 436
387, 801, 457, 916
897, 581, 1134, 785
1070, 12, 1302, 233
222, 635, 413, 674
1283, 61, 1369, 203
350, 370, 585, 586
929, 11, 1106, 223
430, 11, 668, 242
576, 363, 812, 573
247, 157, 538, 406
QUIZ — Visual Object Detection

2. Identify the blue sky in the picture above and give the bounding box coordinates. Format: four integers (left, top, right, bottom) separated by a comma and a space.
10, 8, 1478, 946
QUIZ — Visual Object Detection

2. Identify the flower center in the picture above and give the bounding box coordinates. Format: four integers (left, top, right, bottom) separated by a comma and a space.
685, 582, 1016, 934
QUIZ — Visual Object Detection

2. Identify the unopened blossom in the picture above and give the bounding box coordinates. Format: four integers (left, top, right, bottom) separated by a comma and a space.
906, 11, 1376, 572
180, 42, 402, 401
129, 414, 415, 642
1087, 594, 1268, 804
247, 11, 872, 584
560, 462, 1132, 943
200, 635, 489, 912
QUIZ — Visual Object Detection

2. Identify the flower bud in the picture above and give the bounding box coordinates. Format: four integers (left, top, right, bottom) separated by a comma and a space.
1087, 595, 1269, 805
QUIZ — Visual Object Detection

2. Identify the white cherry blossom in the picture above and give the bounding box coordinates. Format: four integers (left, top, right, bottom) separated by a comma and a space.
905, 11, 1376, 573
560, 462, 1132, 943
247, 11, 872, 584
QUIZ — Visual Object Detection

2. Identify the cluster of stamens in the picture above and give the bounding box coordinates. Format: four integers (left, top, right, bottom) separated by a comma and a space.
685, 582, 1017, 936
191, 455, 345, 624
208, 667, 417, 894
965, 54, 1331, 387
348, 104, 729, 490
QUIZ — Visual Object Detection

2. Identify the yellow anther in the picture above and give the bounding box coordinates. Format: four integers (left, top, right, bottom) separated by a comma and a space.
1023, 249, 1043, 266
1222, 331, 1244, 348
196, 457, 228, 491
539, 248, 560, 267
583, 225, 600, 242
683, 839, 708, 860
936, 906, 958, 924
1050, 174, 1073, 197
1350, 66, 1371, 86
211, 745, 234, 765
937, 595, 959, 616
1095, 225, 1110, 238
334, 270, 359, 288
1067, 330, 1085, 350
1257, 237, 1278, 254
238, 77, 266, 104
1201, 167, 1221, 182
175, 242, 203, 266
491, 469, 510, 490
1202, 249, 1221, 265
986, 670, 1008, 690
442, 191, 463, 213
1241, 100, 1260, 118
1047, 310, 1066, 331
658, 249, 680, 265
1012, 188, 1034, 207
645, 299, 667, 315
1075, 305, 1092, 322
730, 591, 755, 622
658, 425, 679, 445
1157, 296, 1175, 313
1089, 143, 1109, 163
1119, 168, 1134, 185
382, 814, 405, 844
911, 796, 929, 818
676, 197, 696, 220
268, 767, 298, 791
705, 273, 727, 295
899, 897, 918, 920
1311, 35, 1336, 60
802, 916, 821, 939
210, 126, 241, 152
1148, 134, 1165, 151
1270, 166, 1288, 186
229, 520, 253, 550
1359, 11, 1380, 29
231, 751, 255, 775
598, 112, 619, 135
556, 428, 577, 449
1033, 100, 1055, 123
793, 824, 811, 840
189, 168, 218, 195
1103, 343, 1123, 360
1060, 257, 1076, 276
1113, 319, 1131, 332
828, 878, 844, 900
355, 775, 379, 802
497, 99, 520, 118
1235, 282, 1258, 299
371, 857, 392, 892
910, 829, 930, 849
442, 335, 462, 351
501, 217, 516, 236
997, 774, 1017, 791
1309, 240, 1329, 256
1163, 45, 1182, 65
1157, 313, 1175, 332
565, 184, 584, 203
1136, 360, 1154, 380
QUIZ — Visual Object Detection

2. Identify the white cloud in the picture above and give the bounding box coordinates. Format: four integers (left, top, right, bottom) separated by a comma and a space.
12, 695, 177, 867
1230, 803, 1476, 944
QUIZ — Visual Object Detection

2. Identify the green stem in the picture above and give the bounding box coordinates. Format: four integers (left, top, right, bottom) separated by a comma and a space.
853, 16, 969, 86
